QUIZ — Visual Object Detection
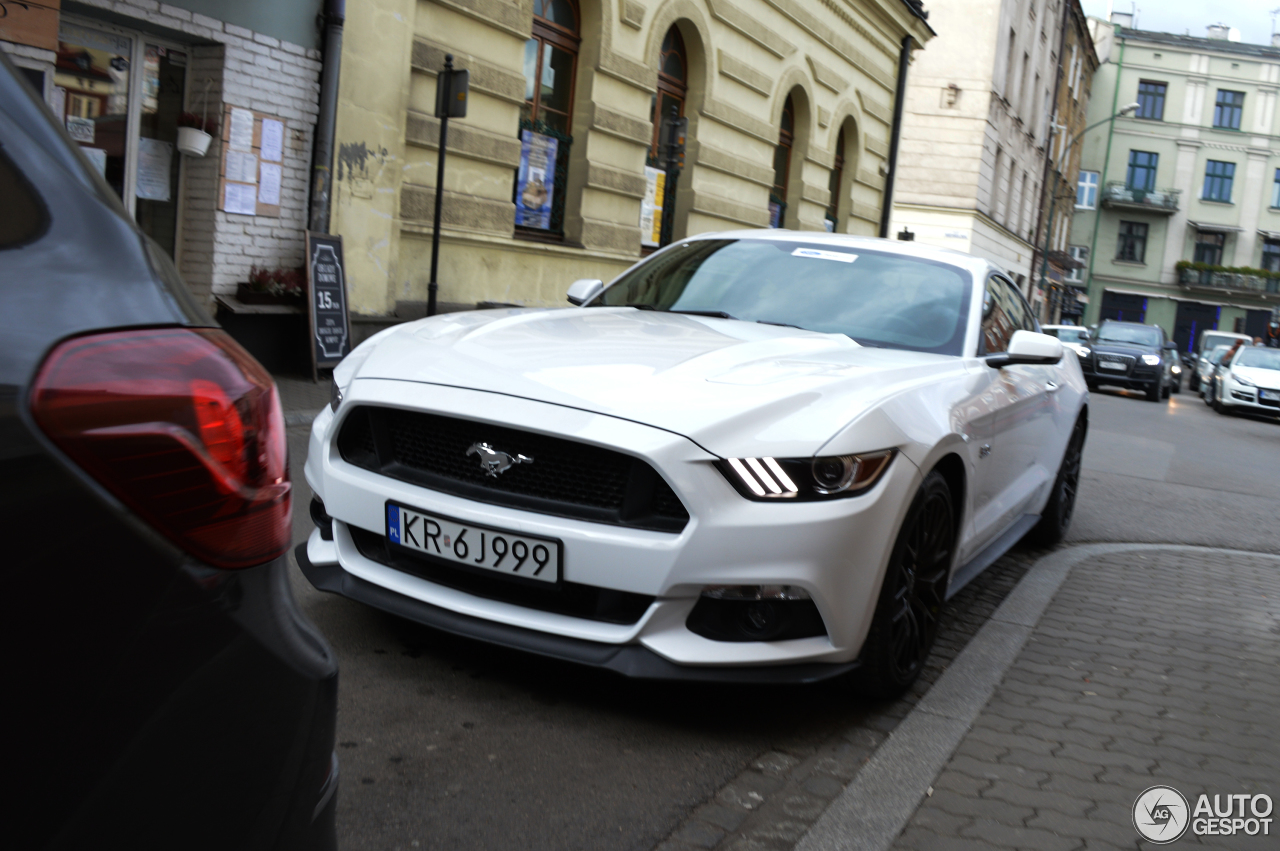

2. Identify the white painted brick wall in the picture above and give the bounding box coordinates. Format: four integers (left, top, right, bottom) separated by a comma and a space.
63, 0, 327, 307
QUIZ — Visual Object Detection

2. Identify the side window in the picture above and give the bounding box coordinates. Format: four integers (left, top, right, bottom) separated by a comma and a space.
981, 276, 1015, 354
0, 149, 47, 249
998, 277, 1037, 334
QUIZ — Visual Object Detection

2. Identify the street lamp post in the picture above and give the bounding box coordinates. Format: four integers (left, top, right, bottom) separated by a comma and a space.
1036, 102, 1139, 322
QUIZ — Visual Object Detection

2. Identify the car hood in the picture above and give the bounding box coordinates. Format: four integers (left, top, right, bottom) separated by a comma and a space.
1234, 366, 1280, 389
346, 308, 966, 458
1091, 340, 1158, 357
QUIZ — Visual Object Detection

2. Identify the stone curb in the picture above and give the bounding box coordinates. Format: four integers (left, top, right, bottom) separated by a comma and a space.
792, 542, 1280, 851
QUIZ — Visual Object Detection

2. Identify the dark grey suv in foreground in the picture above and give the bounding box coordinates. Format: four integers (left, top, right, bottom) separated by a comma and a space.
1081, 320, 1179, 402
1, 54, 338, 849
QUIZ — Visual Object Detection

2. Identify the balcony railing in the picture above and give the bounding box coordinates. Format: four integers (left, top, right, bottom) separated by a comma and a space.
1101, 182, 1181, 214
1178, 266, 1280, 293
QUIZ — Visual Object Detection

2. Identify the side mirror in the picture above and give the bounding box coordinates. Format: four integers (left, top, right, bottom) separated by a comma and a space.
566, 278, 604, 306
986, 330, 1064, 368
1163, 341, 1177, 351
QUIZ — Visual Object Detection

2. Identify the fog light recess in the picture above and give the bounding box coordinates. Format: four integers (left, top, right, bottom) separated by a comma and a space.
686, 585, 827, 642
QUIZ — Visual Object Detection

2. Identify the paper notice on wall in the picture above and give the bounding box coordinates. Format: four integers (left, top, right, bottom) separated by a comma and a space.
258, 162, 282, 206
224, 181, 258, 215
82, 147, 108, 176
229, 107, 255, 151
640, 166, 665, 247
226, 150, 258, 183
259, 118, 284, 162
135, 137, 173, 201
66, 116, 95, 144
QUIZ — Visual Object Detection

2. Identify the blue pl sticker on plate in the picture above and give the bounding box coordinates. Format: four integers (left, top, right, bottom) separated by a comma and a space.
387, 504, 401, 543
792, 247, 857, 263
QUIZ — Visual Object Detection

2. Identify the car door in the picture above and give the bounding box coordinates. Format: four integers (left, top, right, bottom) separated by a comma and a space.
969, 275, 1059, 551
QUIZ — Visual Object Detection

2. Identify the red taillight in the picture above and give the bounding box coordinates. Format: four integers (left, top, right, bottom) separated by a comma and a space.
31, 328, 292, 569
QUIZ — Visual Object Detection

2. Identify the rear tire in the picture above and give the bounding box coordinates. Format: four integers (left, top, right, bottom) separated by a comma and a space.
1025, 414, 1086, 548
1162, 381, 1171, 399
853, 471, 954, 700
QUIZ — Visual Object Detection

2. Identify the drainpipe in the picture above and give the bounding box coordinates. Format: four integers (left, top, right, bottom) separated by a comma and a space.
880, 34, 914, 238
1083, 26, 1125, 326
308, 0, 346, 234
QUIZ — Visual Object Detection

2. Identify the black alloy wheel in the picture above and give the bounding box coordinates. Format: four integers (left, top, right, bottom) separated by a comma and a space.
853, 470, 954, 699
1026, 414, 1086, 547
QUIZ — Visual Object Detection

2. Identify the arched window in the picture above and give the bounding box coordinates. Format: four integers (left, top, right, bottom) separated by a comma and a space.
516, 0, 578, 236
825, 126, 845, 231
771, 96, 794, 228
649, 26, 687, 164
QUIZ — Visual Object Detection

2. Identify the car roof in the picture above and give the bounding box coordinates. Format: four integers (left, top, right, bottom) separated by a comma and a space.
684, 229, 998, 278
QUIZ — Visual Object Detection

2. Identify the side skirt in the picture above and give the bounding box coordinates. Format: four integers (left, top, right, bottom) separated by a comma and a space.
945, 513, 1040, 601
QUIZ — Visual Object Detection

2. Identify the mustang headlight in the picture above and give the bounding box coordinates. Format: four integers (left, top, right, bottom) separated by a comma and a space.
719, 450, 896, 500
330, 375, 344, 412
1141, 354, 1161, 366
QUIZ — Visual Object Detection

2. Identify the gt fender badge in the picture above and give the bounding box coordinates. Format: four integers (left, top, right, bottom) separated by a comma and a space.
466, 442, 534, 477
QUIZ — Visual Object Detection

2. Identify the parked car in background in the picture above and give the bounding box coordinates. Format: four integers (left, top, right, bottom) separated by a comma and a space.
1042, 325, 1091, 360
1207, 346, 1280, 417
1081, 320, 1179, 402
1198, 345, 1233, 403
1, 53, 338, 850
1190, 330, 1251, 392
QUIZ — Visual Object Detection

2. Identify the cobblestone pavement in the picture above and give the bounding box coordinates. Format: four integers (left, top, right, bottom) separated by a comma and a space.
891, 548, 1280, 851
650, 545, 1053, 851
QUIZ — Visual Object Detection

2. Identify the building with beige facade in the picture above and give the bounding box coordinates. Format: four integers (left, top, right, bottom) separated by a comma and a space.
1028, 0, 1096, 323
329, 0, 933, 316
1070, 17, 1280, 349
889, 0, 1071, 296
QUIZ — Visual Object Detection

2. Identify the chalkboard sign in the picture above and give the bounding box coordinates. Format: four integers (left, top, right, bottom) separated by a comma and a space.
305, 231, 352, 379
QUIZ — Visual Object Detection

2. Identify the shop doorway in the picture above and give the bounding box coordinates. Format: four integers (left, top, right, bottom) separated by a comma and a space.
55, 18, 189, 258
1173, 300, 1219, 354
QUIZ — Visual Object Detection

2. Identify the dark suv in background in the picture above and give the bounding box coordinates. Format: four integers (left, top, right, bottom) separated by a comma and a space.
1082, 319, 1180, 402
2, 53, 337, 849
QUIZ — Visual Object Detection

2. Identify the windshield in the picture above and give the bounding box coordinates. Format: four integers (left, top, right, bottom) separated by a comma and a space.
595, 239, 972, 355
1235, 348, 1280, 370
1046, 327, 1089, 343
1201, 333, 1242, 352
1095, 323, 1161, 346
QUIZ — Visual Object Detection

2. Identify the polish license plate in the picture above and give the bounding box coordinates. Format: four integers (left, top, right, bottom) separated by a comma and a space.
1099, 360, 1126, 370
1261, 389, 1280, 401
386, 502, 561, 583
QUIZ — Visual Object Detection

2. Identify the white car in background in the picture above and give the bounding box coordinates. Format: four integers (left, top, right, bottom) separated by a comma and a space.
299, 232, 1088, 697
1042, 324, 1091, 360
1209, 346, 1280, 417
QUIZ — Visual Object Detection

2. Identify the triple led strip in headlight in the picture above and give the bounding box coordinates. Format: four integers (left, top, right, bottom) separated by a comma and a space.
718, 449, 896, 501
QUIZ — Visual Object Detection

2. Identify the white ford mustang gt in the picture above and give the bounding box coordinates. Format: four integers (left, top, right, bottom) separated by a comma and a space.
300, 231, 1088, 696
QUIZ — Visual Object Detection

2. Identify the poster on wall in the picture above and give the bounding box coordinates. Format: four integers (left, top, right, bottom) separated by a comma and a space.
639, 166, 666, 248
514, 129, 558, 229
135, 138, 173, 201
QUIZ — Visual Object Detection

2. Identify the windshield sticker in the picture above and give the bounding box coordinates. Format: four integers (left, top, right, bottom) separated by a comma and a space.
791, 248, 857, 263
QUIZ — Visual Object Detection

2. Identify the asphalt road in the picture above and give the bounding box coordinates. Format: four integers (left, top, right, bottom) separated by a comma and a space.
282, 382, 1279, 850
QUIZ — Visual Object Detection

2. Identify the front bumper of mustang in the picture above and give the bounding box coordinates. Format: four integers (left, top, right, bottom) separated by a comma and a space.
301, 378, 923, 676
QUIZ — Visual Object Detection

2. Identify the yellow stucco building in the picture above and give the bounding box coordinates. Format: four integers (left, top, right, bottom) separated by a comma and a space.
331, 0, 933, 316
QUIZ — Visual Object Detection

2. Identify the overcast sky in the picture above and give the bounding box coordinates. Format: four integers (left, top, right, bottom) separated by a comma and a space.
1079, 0, 1280, 46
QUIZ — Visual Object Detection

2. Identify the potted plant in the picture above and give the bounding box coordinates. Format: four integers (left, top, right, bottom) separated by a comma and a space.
176, 112, 218, 157
237, 266, 306, 305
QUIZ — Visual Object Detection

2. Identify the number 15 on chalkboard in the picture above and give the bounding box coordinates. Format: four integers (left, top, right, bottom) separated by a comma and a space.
317, 291, 335, 310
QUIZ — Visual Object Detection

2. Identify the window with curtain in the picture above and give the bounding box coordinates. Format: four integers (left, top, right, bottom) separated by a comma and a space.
1116, 221, 1148, 262
517, 0, 579, 236
1262, 239, 1280, 272
1194, 231, 1225, 265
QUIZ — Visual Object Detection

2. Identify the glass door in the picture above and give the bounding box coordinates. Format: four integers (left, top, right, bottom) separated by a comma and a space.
55, 19, 189, 259
55, 20, 134, 201
135, 44, 187, 257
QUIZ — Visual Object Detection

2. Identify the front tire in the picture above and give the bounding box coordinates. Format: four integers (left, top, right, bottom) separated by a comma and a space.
1025, 414, 1086, 547
853, 471, 954, 700
1146, 381, 1161, 402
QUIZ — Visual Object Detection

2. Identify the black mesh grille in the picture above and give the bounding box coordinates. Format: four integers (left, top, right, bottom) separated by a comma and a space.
337, 406, 689, 533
